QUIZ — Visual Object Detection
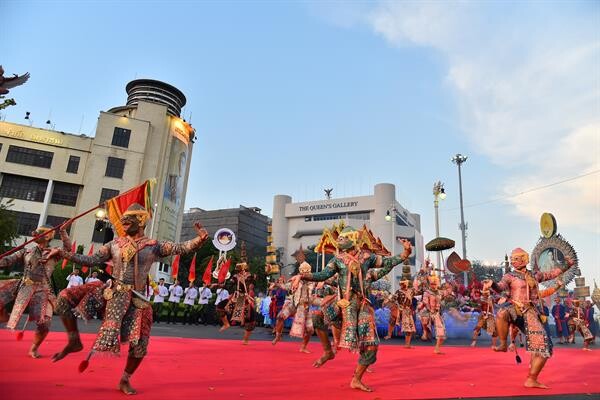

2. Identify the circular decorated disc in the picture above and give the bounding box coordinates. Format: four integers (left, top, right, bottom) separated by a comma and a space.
540, 213, 557, 238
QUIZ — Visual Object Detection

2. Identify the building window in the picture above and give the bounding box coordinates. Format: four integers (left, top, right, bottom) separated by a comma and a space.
99, 188, 119, 204
111, 127, 131, 148
66, 155, 80, 174
11, 211, 40, 236
105, 157, 125, 178
0, 174, 47, 202
91, 219, 114, 244
348, 212, 370, 221
51, 182, 80, 206
45, 215, 71, 238
6, 145, 53, 168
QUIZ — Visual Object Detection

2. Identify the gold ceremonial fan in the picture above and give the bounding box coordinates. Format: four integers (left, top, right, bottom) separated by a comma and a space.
540, 213, 557, 239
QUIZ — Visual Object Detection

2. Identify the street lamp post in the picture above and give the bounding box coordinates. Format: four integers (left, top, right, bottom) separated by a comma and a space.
385, 205, 397, 256
451, 153, 468, 285
432, 181, 446, 273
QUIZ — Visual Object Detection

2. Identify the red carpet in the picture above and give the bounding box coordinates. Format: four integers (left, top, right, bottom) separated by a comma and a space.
1, 330, 598, 400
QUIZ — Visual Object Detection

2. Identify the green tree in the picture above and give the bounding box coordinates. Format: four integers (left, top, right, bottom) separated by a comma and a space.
470, 259, 504, 283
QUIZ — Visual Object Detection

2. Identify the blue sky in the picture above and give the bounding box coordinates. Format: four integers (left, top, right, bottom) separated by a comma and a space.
1, 1, 598, 287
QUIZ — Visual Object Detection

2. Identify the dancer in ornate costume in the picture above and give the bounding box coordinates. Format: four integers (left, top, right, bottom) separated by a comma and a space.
272, 261, 315, 352
484, 247, 575, 389
310, 276, 341, 365
385, 279, 416, 347
568, 299, 593, 351
470, 289, 497, 348
291, 226, 412, 392
47, 204, 209, 395
218, 254, 256, 345
0, 225, 67, 358
420, 274, 446, 354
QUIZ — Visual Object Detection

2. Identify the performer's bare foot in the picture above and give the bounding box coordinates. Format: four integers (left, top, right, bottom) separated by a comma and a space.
470, 340, 476, 347
29, 347, 41, 359
271, 334, 281, 345
524, 377, 548, 389
383, 335, 391, 340
299, 347, 311, 354
219, 323, 230, 332
350, 377, 372, 392
404, 345, 413, 349
119, 379, 137, 395
494, 345, 508, 352
582, 347, 592, 352
434, 348, 445, 355
51, 339, 83, 362
312, 351, 334, 368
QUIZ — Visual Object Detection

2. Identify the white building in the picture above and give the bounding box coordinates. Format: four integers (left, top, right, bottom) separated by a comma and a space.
272, 183, 423, 293
0, 79, 195, 282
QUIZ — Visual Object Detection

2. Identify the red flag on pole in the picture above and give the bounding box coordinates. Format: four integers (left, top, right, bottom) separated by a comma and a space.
82, 244, 94, 274
171, 254, 180, 279
105, 180, 155, 237
202, 256, 214, 286
62, 241, 76, 269
218, 258, 231, 284
188, 254, 197, 283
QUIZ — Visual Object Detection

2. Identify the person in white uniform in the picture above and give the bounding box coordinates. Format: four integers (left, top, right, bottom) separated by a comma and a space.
152, 278, 169, 323
167, 279, 183, 324
183, 282, 199, 325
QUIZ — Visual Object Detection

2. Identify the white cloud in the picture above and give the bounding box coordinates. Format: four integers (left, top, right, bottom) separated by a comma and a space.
360, 1, 600, 231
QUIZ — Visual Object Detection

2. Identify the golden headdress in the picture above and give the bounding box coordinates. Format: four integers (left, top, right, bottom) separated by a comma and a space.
122, 203, 150, 227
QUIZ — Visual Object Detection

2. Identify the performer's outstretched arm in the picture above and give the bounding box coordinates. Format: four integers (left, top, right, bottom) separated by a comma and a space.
535, 258, 574, 282
301, 261, 338, 282
0, 249, 25, 269
159, 222, 208, 257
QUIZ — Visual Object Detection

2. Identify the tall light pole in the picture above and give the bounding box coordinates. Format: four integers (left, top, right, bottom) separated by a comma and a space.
385, 205, 397, 288
432, 181, 446, 273
385, 205, 397, 256
452, 153, 468, 285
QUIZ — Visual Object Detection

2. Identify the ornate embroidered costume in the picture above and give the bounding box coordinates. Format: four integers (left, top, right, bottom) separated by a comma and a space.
0, 225, 65, 357
56, 234, 207, 358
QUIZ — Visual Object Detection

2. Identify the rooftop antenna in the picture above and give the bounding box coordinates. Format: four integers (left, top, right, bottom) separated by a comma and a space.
46, 109, 55, 130
78, 114, 84, 134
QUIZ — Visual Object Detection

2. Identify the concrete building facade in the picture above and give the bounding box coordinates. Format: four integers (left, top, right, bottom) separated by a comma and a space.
0, 79, 195, 281
272, 183, 423, 293
180, 206, 270, 259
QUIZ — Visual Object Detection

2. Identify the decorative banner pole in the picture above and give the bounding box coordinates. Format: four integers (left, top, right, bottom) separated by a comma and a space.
212, 228, 236, 282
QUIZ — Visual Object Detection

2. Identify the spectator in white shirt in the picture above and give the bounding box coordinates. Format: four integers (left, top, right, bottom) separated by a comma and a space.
167, 279, 183, 324
183, 282, 199, 325
85, 271, 101, 284
66, 269, 84, 288
152, 278, 169, 323
198, 283, 213, 325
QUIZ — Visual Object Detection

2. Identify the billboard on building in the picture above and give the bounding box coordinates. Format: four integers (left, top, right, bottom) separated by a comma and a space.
156, 117, 192, 242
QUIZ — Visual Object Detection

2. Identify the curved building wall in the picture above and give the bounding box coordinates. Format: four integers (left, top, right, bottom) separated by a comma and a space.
271, 184, 423, 293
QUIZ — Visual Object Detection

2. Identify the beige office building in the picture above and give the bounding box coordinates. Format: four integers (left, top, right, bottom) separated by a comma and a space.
272, 183, 424, 293
0, 79, 195, 281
